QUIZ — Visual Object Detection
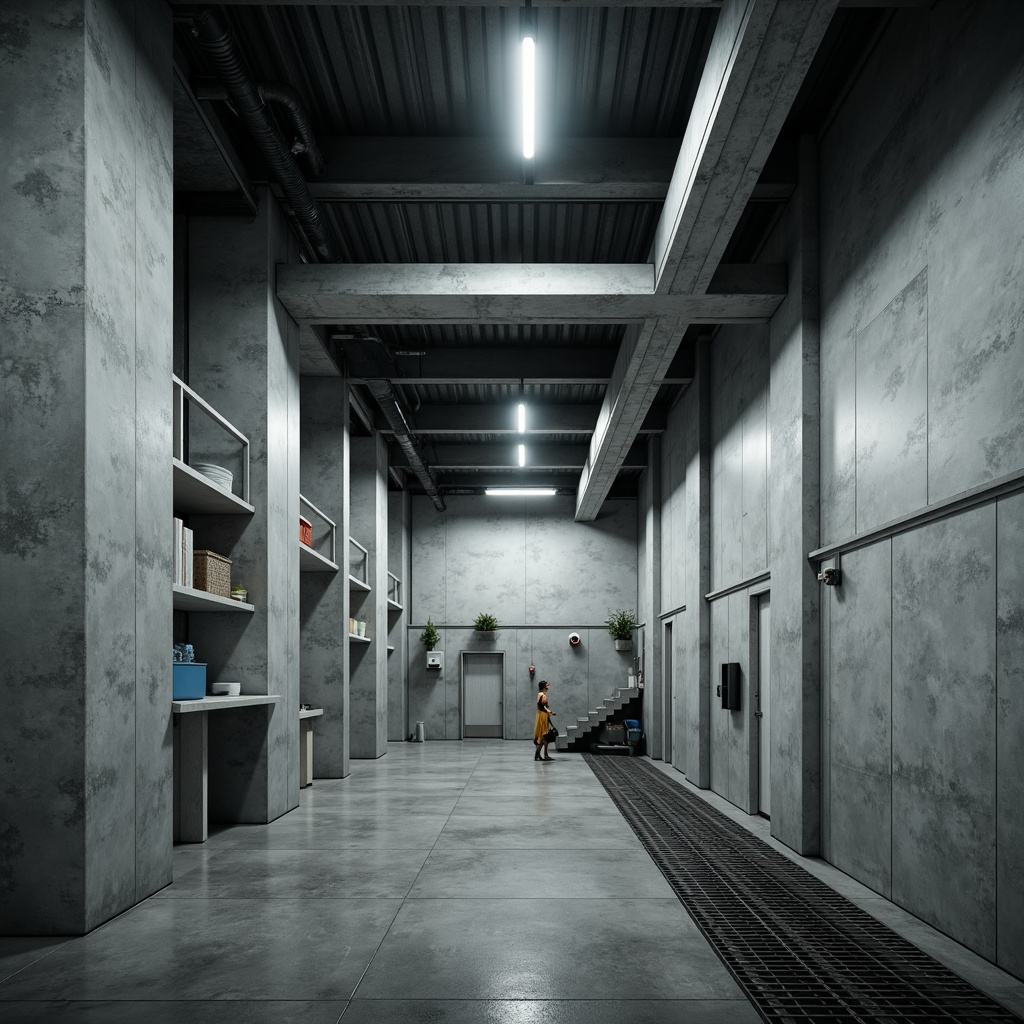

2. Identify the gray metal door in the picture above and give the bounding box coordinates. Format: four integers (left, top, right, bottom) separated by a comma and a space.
462, 653, 503, 738
757, 595, 771, 816
664, 621, 674, 765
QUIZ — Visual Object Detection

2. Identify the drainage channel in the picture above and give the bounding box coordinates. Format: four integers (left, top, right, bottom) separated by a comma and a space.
584, 754, 1021, 1023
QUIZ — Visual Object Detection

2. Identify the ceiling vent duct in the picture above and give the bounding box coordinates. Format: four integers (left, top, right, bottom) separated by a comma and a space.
364, 379, 446, 513
193, 8, 338, 262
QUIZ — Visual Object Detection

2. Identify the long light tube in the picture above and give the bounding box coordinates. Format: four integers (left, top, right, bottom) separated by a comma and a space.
517, 403, 526, 433
522, 36, 535, 159
486, 488, 556, 497
518, 444, 527, 467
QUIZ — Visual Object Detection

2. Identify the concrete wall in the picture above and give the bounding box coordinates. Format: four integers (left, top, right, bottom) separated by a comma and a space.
817, 0, 1024, 977
300, 375, 350, 777
407, 495, 637, 741
0, 0, 173, 933
646, 0, 1024, 978
186, 191, 301, 824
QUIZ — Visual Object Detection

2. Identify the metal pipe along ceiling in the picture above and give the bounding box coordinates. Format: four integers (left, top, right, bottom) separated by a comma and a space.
364, 380, 446, 512
193, 8, 338, 262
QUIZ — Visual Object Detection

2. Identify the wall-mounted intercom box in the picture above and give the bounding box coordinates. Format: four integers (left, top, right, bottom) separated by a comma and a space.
426, 651, 444, 671
719, 662, 741, 711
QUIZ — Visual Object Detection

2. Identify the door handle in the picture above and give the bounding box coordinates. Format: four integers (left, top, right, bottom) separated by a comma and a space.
754, 711, 763, 719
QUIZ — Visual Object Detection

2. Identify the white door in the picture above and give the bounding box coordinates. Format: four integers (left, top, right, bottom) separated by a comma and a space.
757, 595, 771, 816
462, 653, 503, 738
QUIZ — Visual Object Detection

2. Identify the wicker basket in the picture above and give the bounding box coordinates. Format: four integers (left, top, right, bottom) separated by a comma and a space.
194, 550, 231, 598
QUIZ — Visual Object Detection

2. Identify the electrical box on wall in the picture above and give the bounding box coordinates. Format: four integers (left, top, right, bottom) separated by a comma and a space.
719, 663, 741, 711
426, 651, 444, 671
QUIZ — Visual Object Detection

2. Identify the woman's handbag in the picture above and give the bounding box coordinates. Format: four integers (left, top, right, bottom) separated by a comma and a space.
544, 719, 559, 743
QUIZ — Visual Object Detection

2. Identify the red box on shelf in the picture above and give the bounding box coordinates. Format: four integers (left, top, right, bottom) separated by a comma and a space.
299, 516, 312, 547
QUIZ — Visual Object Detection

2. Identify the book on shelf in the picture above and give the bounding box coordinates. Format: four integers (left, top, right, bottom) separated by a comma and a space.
173, 518, 194, 588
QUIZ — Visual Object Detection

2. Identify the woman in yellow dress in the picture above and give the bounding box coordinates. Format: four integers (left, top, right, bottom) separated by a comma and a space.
533, 680, 556, 761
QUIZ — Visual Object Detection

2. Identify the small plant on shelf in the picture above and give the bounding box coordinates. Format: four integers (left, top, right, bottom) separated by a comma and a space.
606, 609, 637, 650
419, 619, 440, 651
473, 613, 499, 634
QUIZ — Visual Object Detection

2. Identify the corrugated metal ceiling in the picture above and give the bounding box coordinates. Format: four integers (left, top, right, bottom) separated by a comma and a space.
399, 382, 609, 405
361, 324, 623, 350
225, 5, 716, 138
323, 200, 659, 262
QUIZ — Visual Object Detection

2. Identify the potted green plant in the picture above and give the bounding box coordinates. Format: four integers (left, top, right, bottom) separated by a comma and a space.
473, 612, 499, 641
606, 609, 637, 651
419, 619, 440, 651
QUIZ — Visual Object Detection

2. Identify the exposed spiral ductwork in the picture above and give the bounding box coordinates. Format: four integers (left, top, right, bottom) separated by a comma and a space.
364, 380, 446, 513
193, 8, 338, 262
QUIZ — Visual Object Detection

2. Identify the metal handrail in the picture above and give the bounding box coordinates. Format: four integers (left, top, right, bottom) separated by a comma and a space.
299, 494, 337, 564
172, 375, 250, 503
348, 537, 369, 585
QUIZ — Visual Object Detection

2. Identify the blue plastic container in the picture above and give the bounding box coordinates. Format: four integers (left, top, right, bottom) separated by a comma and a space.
172, 662, 207, 700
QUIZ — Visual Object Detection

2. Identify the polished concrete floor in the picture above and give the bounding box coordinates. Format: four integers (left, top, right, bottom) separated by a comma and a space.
2, 741, 1023, 1023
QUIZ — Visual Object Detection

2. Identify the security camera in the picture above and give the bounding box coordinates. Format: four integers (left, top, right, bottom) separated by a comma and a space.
817, 567, 841, 586
568, 632, 581, 647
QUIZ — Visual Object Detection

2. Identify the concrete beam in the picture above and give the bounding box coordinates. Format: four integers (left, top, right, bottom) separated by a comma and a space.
653, 0, 838, 295
301, 137, 678, 202
576, 318, 685, 521
380, 403, 668, 435
276, 262, 786, 325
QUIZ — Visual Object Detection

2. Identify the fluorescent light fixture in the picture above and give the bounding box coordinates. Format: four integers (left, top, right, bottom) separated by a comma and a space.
522, 36, 535, 159
485, 488, 556, 497
517, 402, 526, 433
518, 444, 526, 467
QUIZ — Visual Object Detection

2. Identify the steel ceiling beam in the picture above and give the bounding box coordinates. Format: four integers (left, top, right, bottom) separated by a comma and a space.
276, 262, 786, 325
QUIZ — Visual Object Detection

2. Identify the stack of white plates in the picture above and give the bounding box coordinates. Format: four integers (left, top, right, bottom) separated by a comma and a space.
211, 681, 242, 697
191, 462, 233, 493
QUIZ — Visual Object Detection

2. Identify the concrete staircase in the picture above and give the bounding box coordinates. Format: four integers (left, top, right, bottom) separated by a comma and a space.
556, 686, 640, 752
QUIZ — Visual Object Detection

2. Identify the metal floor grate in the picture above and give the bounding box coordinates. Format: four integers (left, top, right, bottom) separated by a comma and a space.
585, 754, 1021, 1023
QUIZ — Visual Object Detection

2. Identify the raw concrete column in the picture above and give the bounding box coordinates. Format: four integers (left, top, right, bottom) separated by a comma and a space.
767, 137, 821, 854
186, 190, 301, 824
677, 338, 712, 786
387, 490, 411, 742
640, 436, 663, 759
350, 434, 389, 758
0, 1, 173, 933
300, 374, 351, 778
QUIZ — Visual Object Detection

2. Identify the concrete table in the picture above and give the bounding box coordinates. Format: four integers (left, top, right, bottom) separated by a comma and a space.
299, 707, 324, 788
172, 695, 281, 842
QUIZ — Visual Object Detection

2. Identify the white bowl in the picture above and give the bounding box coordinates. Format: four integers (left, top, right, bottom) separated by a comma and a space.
191, 462, 233, 492
211, 682, 242, 697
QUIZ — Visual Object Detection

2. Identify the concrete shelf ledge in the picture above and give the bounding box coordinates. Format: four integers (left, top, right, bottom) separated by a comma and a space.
173, 459, 256, 516
299, 707, 324, 720
299, 543, 339, 573
349, 633, 372, 644
172, 584, 255, 613
172, 694, 281, 714
349, 575, 372, 592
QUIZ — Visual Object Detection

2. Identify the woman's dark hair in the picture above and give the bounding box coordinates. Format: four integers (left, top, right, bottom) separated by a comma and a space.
538, 679, 549, 691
